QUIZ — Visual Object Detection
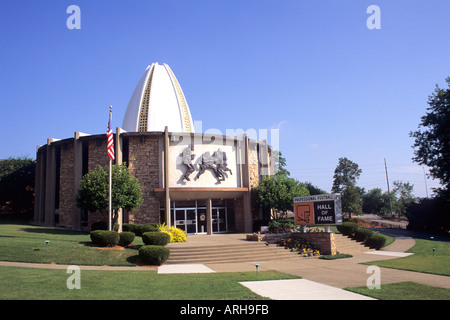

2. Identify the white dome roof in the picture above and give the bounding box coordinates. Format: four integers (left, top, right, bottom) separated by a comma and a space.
122, 63, 194, 133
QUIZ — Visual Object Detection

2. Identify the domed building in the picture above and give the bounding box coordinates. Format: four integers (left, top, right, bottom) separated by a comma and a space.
33, 63, 274, 234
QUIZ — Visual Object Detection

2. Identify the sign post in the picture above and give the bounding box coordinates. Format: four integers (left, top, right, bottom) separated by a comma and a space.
293, 194, 342, 230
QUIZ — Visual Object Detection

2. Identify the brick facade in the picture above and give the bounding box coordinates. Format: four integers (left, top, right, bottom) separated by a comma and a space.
35, 131, 271, 233
127, 135, 161, 224
57, 143, 74, 228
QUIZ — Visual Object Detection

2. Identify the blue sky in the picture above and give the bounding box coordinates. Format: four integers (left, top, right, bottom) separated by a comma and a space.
1, 1, 448, 197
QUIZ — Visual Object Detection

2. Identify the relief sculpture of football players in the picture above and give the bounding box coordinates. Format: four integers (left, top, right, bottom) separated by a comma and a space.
181, 144, 195, 181
213, 148, 232, 181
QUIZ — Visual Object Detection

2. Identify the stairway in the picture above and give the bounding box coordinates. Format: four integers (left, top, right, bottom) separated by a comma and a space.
334, 233, 375, 255
165, 242, 297, 264
164, 233, 374, 265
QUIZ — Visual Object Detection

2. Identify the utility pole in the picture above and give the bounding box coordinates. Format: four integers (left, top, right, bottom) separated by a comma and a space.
423, 167, 429, 198
384, 158, 393, 216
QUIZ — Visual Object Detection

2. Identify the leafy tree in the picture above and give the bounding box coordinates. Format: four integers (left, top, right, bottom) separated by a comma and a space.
331, 157, 363, 217
273, 151, 290, 177
362, 188, 384, 214
410, 77, 450, 197
303, 181, 327, 195
256, 174, 309, 219
76, 163, 143, 228
392, 180, 416, 214
342, 185, 362, 216
0, 156, 35, 215
331, 157, 362, 193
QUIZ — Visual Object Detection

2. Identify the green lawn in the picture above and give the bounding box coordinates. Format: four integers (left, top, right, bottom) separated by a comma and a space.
0, 266, 297, 300
346, 281, 450, 300
0, 222, 143, 266
362, 238, 450, 276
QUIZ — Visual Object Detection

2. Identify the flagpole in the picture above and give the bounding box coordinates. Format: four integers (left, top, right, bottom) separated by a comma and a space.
109, 156, 112, 230
108, 106, 113, 231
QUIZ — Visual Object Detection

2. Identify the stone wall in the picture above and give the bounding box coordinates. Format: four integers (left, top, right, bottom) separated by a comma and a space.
248, 142, 259, 189
58, 143, 74, 228
264, 232, 337, 255
127, 135, 161, 224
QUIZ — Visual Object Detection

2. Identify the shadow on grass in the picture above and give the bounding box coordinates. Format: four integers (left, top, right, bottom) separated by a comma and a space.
20, 227, 89, 236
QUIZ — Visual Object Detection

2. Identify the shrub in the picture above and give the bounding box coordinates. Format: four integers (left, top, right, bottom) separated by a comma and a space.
337, 222, 359, 236
319, 253, 353, 260
122, 223, 139, 234
122, 223, 158, 236
118, 231, 135, 246
90, 230, 119, 247
354, 228, 374, 242
138, 223, 159, 235
139, 245, 170, 265
90, 230, 103, 245
168, 226, 187, 243
366, 233, 387, 250
142, 231, 171, 246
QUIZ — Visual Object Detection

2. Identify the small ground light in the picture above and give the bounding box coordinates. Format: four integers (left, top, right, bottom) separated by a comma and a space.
45, 240, 50, 245
432, 248, 436, 256
255, 264, 260, 275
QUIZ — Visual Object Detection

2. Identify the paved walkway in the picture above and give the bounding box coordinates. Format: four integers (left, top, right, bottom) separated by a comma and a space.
1, 231, 449, 300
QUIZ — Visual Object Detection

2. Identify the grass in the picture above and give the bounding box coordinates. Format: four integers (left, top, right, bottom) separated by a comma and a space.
346, 281, 450, 300
362, 238, 450, 276
0, 266, 298, 300
0, 222, 143, 266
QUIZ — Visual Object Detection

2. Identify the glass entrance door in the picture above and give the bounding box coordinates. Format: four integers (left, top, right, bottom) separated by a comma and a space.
171, 201, 229, 234
212, 208, 227, 233
174, 209, 197, 234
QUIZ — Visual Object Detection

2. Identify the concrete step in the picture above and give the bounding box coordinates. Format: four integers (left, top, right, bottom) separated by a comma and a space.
164, 233, 374, 264
334, 233, 374, 254
166, 243, 298, 264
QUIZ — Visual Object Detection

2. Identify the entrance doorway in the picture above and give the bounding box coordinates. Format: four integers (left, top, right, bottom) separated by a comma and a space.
171, 200, 229, 234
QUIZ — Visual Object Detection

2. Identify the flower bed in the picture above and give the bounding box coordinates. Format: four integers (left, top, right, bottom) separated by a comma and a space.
279, 237, 322, 257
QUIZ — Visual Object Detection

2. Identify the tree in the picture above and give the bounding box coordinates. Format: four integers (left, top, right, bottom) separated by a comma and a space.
331, 157, 363, 217
362, 188, 384, 214
410, 77, 450, 197
256, 174, 309, 219
303, 181, 327, 195
0, 156, 35, 216
273, 151, 290, 177
392, 180, 416, 214
331, 157, 362, 193
76, 163, 143, 227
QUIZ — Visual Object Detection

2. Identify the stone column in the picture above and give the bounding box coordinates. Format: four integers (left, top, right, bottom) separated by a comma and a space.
34, 146, 45, 224
242, 134, 252, 233
206, 198, 213, 235
115, 127, 123, 232
72, 132, 83, 230
164, 126, 171, 227
44, 139, 57, 226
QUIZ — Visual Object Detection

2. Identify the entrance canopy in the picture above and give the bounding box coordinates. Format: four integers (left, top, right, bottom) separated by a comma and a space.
154, 187, 248, 201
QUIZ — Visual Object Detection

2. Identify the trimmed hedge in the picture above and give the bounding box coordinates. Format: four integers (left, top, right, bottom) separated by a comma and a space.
354, 228, 374, 242
139, 245, 170, 265
123, 223, 159, 236
118, 231, 135, 247
337, 222, 359, 236
366, 233, 387, 250
90, 230, 119, 247
142, 231, 171, 246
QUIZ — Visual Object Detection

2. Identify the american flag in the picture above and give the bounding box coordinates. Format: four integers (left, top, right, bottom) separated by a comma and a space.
107, 107, 115, 161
